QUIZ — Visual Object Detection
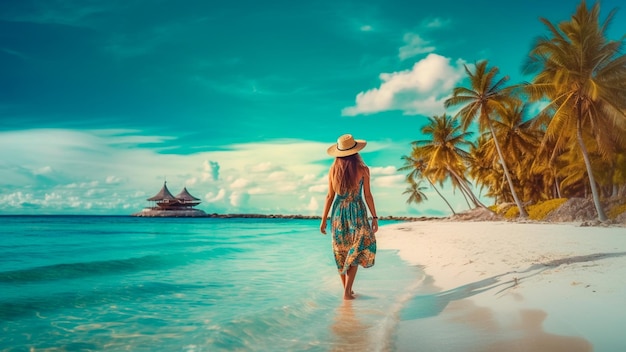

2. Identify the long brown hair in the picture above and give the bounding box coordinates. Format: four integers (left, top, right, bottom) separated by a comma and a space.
330, 153, 365, 194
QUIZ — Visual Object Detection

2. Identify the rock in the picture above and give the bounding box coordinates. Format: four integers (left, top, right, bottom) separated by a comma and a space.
543, 198, 597, 222
446, 207, 503, 222
131, 208, 208, 217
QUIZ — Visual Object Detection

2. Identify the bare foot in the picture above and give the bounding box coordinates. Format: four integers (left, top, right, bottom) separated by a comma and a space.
343, 294, 356, 300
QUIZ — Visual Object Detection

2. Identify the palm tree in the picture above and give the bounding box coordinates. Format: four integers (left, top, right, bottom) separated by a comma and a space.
402, 179, 428, 205
528, 125, 563, 199
491, 102, 544, 202
412, 114, 489, 210
557, 146, 591, 197
468, 135, 501, 201
523, 0, 626, 221
399, 153, 457, 214
614, 152, 626, 197
444, 61, 529, 218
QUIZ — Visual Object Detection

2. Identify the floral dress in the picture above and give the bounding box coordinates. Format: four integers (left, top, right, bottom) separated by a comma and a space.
330, 178, 376, 274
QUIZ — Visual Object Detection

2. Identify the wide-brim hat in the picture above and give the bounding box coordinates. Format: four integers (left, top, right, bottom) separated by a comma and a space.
327, 134, 367, 157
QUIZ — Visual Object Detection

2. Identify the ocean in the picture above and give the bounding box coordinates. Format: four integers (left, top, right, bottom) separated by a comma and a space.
0, 216, 424, 351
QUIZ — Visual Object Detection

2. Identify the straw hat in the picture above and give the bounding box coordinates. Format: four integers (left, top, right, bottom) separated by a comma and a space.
327, 134, 367, 157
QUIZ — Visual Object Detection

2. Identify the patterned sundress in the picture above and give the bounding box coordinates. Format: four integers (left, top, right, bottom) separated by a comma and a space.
330, 178, 376, 274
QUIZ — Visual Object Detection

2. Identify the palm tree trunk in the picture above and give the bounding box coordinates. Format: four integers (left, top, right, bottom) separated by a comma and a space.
576, 118, 608, 221
554, 176, 562, 198
487, 120, 529, 218
425, 177, 457, 215
447, 167, 491, 210
459, 187, 473, 209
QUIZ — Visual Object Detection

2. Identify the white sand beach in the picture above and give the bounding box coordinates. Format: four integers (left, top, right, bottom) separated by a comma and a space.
377, 221, 626, 351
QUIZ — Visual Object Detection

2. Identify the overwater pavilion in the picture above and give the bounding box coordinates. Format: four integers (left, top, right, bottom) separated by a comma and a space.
147, 182, 201, 210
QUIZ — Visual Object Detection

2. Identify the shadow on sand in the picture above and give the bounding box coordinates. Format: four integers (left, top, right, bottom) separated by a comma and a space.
401, 251, 626, 321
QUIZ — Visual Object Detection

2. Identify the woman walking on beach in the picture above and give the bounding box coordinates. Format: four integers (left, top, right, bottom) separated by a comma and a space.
320, 134, 378, 300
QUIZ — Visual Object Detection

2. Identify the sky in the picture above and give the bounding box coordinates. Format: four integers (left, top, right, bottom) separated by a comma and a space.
1, 0, 625, 216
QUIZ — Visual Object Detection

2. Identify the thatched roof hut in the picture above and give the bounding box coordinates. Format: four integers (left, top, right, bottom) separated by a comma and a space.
175, 187, 201, 206
134, 182, 206, 217
175, 187, 200, 201
145, 182, 201, 209
147, 182, 177, 202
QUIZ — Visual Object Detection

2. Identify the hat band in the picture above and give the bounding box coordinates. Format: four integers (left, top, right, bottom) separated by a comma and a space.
337, 141, 357, 151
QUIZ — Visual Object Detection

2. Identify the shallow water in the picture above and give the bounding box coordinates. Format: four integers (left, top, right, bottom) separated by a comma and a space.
0, 216, 423, 351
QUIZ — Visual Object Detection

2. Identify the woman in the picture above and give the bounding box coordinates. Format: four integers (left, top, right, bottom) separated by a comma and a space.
320, 134, 378, 300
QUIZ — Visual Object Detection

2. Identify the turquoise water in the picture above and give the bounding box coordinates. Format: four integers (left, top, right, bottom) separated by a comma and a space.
0, 216, 423, 351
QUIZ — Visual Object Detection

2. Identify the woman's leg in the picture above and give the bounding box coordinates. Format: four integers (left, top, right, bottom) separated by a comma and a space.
343, 265, 358, 300
339, 272, 355, 297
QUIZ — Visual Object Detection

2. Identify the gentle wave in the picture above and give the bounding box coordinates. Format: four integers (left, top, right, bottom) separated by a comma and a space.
0, 281, 215, 321
0, 247, 244, 283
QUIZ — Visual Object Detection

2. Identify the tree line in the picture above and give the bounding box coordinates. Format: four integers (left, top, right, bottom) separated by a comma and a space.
401, 1, 626, 221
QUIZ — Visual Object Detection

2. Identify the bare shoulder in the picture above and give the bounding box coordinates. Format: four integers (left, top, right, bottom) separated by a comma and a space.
356, 165, 370, 181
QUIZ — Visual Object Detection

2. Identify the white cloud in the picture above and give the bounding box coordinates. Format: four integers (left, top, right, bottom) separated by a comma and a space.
44, 192, 62, 202
308, 184, 328, 193
370, 166, 397, 175
106, 175, 123, 184
1, 192, 31, 206
247, 187, 266, 195
186, 177, 198, 186
277, 182, 297, 192
302, 174, 316, 182
373, 174, 405, 188
398, 33, 436, 60
250, 162, 275, 173
342, 53, 466, 117
205, 189, 226, 202
229, 191, 249, 207
424, 17, 450, 29
66, 181, 99, 189
34, 166, 53, 175
230, 178, 250, 189
268, 171, 288, 181
307, 197, 319, 211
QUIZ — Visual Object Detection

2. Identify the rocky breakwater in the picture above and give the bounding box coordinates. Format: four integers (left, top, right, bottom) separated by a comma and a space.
132, 208, 208, 217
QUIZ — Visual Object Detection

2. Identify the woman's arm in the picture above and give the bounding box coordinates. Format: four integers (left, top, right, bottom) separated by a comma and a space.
320, 169, 336, 234
362, 166, 378, 233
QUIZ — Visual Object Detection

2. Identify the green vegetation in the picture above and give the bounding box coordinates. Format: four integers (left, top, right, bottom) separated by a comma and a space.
527, 198, 568, 220
504, 206, 520, 219
400, 1, 626, 222
608, 203, 626, 220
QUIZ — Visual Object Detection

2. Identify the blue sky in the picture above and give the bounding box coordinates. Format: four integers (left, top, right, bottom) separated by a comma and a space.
1, 0, 625, 216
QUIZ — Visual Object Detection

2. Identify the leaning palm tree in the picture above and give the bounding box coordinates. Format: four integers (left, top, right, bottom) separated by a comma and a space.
444, 61, 529, 218
523, 0, 626, 221
412, 114, 489, 210
400, 153, 457, 214
491, 102, 544, 202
